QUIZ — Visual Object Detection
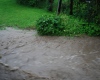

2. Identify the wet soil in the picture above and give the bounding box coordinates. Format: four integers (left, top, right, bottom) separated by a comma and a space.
0, 27, 100, 80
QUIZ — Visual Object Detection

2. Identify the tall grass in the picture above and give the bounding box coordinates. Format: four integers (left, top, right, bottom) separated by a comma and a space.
0, 0, 51, 29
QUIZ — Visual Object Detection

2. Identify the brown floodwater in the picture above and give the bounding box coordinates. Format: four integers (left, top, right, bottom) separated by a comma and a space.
0, 28, 100, 80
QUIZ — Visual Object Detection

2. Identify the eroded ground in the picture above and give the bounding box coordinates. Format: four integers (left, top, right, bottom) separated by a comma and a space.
0, 28, 100, 80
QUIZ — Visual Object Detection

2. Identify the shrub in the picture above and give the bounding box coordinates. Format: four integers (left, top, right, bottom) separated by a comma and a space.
59, 15, 84, 36
61, 0, 70, 14
36, 15, 100, 36
36, 15, 65, 36
84, 24, 100, 36
16, 0, 46, 8
16, 0, 29, 5
47, 0, 54, 11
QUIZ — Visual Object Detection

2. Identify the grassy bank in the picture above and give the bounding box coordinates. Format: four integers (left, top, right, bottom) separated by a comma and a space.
0, 0, 51, 29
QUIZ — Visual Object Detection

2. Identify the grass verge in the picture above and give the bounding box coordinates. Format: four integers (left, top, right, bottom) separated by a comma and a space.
0, 0, 52, 29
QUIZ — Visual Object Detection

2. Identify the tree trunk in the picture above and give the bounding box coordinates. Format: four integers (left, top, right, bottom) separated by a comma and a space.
70, 0, 73, 15
48, 0, 54, 11
57, 0, 62, 15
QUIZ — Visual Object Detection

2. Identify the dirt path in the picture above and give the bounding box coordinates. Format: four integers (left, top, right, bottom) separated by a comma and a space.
0, 27, 100, 80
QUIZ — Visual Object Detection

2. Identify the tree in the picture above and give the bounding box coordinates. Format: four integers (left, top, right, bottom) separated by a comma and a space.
57, 0, 62, 15
48, 0, 54, 11
70, 0, 73, 15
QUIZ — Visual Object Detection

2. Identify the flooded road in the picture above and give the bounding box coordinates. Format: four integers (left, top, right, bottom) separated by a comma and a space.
0, 28, 100, 80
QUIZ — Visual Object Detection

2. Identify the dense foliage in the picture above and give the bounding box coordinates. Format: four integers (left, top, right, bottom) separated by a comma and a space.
17, 0, 100, 25
73, 0, 100, 25
61, 0, 100, 25
17, 0, 100, 36
16, 0, 54, 11
36, 15, 100, 36
36, 15, 65, 36
16, 0, 47, 8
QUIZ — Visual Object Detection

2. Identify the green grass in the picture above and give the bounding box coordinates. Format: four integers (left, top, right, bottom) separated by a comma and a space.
0, 0, 52, 29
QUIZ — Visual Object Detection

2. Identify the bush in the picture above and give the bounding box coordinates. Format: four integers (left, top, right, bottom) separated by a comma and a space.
16, 0, 46, 8
16, 0, 29, 5
36, 15, 65, 36
36, 15, 100, 36
17, 0, 55, 11
62, 17, 86, 36
73, 0, 100, 25
61, 0, 70, 14
47, 0, 54, 11
84, 24, 100, 36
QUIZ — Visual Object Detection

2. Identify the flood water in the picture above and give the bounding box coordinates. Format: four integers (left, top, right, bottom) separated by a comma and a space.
0, 28, 100, 80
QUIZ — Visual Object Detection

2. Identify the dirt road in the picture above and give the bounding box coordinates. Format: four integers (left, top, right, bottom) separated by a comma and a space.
0, 28, 100, 80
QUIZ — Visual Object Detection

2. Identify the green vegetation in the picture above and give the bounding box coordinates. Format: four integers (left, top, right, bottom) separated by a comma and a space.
36, 15, 65, 36
72, 0, 100, 25
0, 0, 100, 36
16, 0, 100, 25
16, 0, 47, 8
37, 15, 100, 36
0, 0, 51, 29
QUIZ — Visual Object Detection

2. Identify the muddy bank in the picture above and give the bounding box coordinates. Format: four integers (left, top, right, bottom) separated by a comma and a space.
0, 27, 100, 80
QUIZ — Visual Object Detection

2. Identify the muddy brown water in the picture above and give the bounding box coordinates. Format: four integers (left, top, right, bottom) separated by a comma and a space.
0, 28, 100, 80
